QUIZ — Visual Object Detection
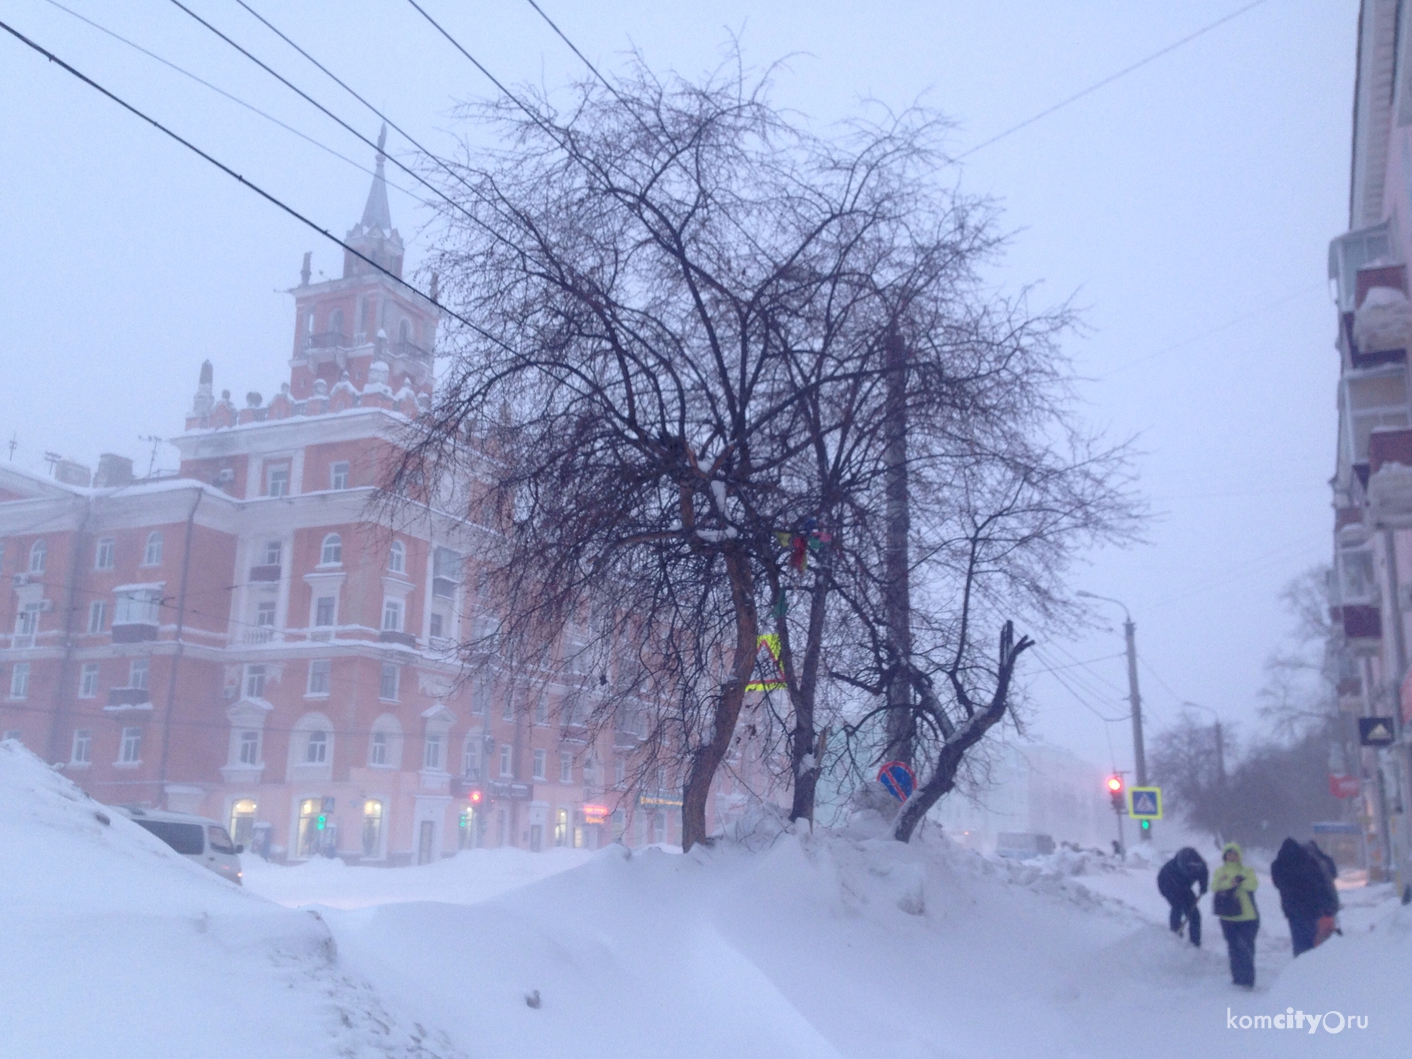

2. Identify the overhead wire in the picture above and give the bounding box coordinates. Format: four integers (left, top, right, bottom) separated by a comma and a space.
0, 17, 513, 355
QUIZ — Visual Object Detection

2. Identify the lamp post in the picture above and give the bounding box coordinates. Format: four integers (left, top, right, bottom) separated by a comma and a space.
1183, 700, 1226, 844
1078, 590, 1149, 840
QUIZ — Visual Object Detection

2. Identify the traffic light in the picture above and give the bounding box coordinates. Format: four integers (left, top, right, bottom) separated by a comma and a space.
1106, 775, 1124, 811
316, 814, 327, 831
1140, 819, 1151, 832
468, 788, 483, 806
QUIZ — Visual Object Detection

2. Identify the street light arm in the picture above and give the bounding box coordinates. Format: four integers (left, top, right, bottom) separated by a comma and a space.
1076, 589, 1131, 623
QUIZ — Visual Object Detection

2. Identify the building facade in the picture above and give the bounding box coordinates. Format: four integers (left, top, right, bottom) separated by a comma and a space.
1327, 0, 1412, 886
0, 149, 757, 863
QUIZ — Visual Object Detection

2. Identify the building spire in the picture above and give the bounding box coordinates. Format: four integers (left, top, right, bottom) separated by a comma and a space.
360, 124, 392, 232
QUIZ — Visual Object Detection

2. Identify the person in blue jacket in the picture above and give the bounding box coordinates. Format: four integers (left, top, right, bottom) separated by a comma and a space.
1156, 847, 1208, 946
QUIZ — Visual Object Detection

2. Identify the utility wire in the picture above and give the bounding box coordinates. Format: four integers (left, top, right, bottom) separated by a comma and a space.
37, 0, 438, 214
956, 0, 1272, 159
0, 18, 510, 353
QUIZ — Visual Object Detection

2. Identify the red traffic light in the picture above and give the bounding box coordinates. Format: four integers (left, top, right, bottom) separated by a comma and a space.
468, 789, 483, 804
1106, 776, 1123, 793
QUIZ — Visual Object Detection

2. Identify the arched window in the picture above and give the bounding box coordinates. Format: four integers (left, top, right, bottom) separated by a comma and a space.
142, 531, 163, 566
367, 714, 402, 768
320, 533, 342, 565
398, 319, 411, 344
388, 540, 405, 574
305, 729, 328, 764
329, 308, 345, 337
28, 539, 46, 574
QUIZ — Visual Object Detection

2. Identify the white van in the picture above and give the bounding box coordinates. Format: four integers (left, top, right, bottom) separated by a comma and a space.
117, 807, 244, 886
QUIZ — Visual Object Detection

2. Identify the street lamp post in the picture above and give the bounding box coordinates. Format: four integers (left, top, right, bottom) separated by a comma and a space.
1183, 700, 1226, 843
1078, 590, 1150, 839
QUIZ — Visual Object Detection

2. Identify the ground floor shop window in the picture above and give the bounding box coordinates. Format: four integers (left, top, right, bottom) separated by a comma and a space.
296, 798, 322, 858
229, 798, 256, 848
553, 808, 569, 847
362, 800, 384, 858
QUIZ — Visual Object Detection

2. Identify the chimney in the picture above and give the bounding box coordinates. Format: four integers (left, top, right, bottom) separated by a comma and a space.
53, 460, 92, 487
94, 453, 134, 488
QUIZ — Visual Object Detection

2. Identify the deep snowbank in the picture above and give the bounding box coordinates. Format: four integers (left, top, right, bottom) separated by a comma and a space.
0, 742, 457, 1059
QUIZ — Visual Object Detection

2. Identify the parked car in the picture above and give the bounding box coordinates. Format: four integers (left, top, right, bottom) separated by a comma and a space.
116, 807, 243, 886
995, 832, 1056, 859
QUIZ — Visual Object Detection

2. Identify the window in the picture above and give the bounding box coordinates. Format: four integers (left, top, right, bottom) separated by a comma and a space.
297, 799, 322, 858
462, 739, 479, 779
433, 547, 461, 597
330, 461, 349, 490
320, 533, 342, 565
499, 743, 513, 777
129, 658, 149, 690
533, 696, 547, 725
307, 659, 330, 696
379, 663, 399, 701
305, 730, 328, 764
329, 307, 344, 335
16, 603, 39, 639
29, 539, 46, 573
244, 664, 265, 699
266, 463, 290, 498
95, 538, 115, 570
142, 532, 163, 567
207, 825, 236, 855
502, 696, 514, 722
238, 730, 260, 765
399, 318, 411, 344
532, 748, 547, 781
113, 588, 160, 626
423, 733, 443, 771
78, 663, 99, 698
615, 758, 626, 786
429, 612, 444, 639
554, 807, 569, 847
10, 662, 30, 699
315, 596, 336, 627
388, 540, 405, 573
611, 809, 625, 839
256, 600, 276, 629
71, 729, 91, 764
381, 598, 404, 632
88, 600, 107, 634
362, 800, 384, 857
119, 726, 141, 764
559, 751, 573, 784
370, 731, 388, 766
229, 799, 256, 848
654, 812, 667, 844
263, 540, 282, 566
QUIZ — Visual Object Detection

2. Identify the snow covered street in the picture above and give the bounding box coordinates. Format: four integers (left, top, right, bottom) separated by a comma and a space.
4, 743, 1407, 1058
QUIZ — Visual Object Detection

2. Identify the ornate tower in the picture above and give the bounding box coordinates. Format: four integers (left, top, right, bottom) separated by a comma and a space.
287, 127, 438, 401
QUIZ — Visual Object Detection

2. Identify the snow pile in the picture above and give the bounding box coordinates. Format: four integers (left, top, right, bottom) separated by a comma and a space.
0, 742, 457, 1059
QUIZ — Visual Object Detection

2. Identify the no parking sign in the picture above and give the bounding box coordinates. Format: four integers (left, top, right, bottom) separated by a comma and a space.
877, 761, 916, 802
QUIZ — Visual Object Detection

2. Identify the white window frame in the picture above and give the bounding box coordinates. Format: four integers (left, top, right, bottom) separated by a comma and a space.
388, 540, 405, 573
499, 743, 513, 777
370, 731, 388, 766
305, 729, 328, 764
532, 748, 547, 781
142, 531, 163, 567
244, 664, 266, 700
423, 733, 444, 771
307, 659, 331, 696
381, 597, 404, 632
95, 537, 115, 570
71, 729, 91, 764
78, 663, 99, 698
330, 461, 349, 490
379, 663, 400, 702
314, 595, 336, 627
9, 662, 31, 699
559, 751, 573, 784
266, 463, 290, 498
87, 600, 107, 634
113, 588, 160, 627
320, 533, 342, 566
128, 658, 149, 691
238, 730, 260, 766
118, 726, 142, 764
263, 540, 282, 566
28, 539, 46, 574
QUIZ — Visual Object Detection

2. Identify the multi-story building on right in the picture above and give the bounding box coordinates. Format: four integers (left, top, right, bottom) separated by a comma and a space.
1327, 0, 1412, 888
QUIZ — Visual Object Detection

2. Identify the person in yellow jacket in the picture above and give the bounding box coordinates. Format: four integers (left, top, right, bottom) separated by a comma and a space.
1211, 842, 1260, 987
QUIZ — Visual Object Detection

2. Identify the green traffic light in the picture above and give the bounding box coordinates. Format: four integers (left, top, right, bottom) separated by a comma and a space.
316, 814, 326, 830
1140, 819, 1150, 830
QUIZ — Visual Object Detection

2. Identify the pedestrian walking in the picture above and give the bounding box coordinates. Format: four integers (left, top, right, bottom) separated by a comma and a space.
1157, 846, 1208, 947
1271, 838, 1339, 957
1211, 842, 1259, 988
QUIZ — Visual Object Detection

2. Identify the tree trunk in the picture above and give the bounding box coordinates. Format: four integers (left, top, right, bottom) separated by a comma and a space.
882, 327, 913, 765
680, 547, 757, 850
787, 562, 830, 821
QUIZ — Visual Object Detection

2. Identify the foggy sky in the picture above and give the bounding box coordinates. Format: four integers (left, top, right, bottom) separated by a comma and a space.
0, 0, 1356, 772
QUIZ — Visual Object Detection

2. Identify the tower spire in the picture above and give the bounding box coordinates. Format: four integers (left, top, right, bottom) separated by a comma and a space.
360, 124, 392, 232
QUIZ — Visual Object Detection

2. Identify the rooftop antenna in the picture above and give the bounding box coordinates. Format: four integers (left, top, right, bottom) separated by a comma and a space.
139, 436, 164, 478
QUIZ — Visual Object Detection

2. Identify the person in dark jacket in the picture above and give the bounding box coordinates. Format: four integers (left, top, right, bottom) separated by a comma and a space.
1157, 846, 1209, 946
1270, 838, 1339, 957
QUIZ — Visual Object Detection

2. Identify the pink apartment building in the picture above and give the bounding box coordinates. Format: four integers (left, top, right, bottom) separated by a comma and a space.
0, 148, 758, 863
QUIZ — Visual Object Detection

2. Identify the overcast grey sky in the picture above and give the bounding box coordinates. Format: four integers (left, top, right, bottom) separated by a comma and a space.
0, 0, 1356, 771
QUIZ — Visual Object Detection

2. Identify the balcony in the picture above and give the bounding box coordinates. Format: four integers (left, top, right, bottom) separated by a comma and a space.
244, 627, 276, 645
433, 577, 459, 600
1332, 604, 1382, 653
306, 331, 351, 350
112, 622, 158, 644
379, 629, 417, 648
107, 686, 152, 708
391, 338, 430, 361
248, 564, 281, 583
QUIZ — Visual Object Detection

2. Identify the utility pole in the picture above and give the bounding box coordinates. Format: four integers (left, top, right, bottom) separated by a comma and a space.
1080, 591, 1150, 840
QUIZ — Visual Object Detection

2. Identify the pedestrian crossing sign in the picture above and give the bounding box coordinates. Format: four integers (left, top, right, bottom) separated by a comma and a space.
1127, 787, 1162, 820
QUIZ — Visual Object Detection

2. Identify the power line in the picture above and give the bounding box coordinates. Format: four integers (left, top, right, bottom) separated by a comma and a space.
0, 18, 507, 352
956, 0, 1272, 159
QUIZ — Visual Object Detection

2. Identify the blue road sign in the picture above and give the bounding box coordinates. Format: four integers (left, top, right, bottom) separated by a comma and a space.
1127, 787, 1162, 820
878, 761, 916, 802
